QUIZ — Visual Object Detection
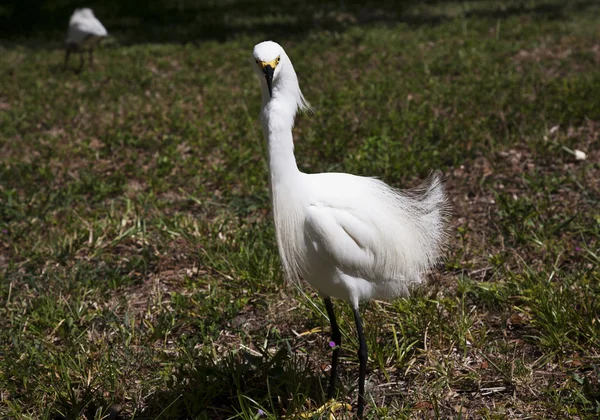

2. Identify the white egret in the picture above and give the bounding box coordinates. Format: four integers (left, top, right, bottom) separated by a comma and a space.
65, 8, 108, 72
251, 41, 448, 417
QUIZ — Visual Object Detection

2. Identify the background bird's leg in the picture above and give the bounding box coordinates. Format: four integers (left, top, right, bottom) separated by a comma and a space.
64, 47, 70, 70
324, 297, 341, 399
78, 51, 84, 73
89, 48, 94, 69
352, 306, 367, 418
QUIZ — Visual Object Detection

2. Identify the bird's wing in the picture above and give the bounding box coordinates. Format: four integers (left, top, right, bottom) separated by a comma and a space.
81, 16, 108, 36
69, 16, 107, 41
305, 204, 380, 279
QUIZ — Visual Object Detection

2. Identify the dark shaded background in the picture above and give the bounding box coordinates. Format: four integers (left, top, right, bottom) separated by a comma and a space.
0, 0, 583, 47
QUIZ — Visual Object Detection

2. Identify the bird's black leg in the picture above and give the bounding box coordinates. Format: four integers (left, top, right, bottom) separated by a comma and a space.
353, 305, 367, 418
64, 47, 70, 70
78, 51, 84, 73
89, 48, 94, 69
324, 297, 341, 399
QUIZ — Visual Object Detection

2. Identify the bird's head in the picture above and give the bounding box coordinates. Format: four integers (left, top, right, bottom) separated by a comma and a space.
251, 41, 312, 115
252, 41, 283, 98
75, 8, 95, 18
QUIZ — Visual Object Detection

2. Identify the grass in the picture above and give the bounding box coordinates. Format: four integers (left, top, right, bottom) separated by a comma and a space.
1, 0, 600, 418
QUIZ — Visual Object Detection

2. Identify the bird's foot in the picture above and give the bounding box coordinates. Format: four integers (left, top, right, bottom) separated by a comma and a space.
298, 400, 352, 420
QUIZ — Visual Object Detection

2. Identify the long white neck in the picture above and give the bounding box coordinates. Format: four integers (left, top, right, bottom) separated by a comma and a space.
261, 101, 299, 185
260, 53, 309, 185
255, 47, 311, 285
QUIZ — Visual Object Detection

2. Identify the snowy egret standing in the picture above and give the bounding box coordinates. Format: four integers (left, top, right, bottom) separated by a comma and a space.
251, 41, 448, 417
65, 8, 108, 72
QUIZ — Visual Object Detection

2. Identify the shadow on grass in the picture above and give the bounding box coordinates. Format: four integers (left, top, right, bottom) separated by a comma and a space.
130, 347, 327, 419
2, 0, 598, 49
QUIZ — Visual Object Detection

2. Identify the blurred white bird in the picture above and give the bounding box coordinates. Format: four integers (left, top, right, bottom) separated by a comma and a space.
251, 41, 448, 418
65, 8, 108, 72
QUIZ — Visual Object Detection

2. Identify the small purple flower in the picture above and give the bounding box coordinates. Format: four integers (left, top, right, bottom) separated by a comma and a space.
329, 341, 336, 348
2, 230, 7, 234
257, 409, 265, 417
575, 247, 582, 252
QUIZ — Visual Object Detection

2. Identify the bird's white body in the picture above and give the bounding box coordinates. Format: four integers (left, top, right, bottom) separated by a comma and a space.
253, 41, 447, 308
66, 8, 108, 47
275, 172, 445, 307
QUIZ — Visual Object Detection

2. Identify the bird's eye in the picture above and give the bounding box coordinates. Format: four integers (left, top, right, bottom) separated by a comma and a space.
255, 59, 260, 64
277, 57, 280, 64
